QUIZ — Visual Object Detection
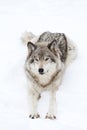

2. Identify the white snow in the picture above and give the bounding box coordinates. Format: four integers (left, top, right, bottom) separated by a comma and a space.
0, 0, 87, 130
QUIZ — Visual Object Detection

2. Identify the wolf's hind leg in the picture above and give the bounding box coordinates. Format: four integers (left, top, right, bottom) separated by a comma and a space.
66, 37, 77, 66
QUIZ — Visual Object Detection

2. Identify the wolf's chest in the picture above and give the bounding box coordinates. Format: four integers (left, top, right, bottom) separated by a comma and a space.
38, 74, 52, 87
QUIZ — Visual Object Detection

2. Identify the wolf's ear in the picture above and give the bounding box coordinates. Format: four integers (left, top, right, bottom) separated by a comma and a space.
48, 40, 57, 51
27, 42, 37, 56
48, 40, 58, 56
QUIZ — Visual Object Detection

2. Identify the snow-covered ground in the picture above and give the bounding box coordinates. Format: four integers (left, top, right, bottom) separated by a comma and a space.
0, 0, 87, 130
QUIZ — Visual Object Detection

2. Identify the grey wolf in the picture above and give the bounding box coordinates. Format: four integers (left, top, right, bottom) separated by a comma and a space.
21, 31, 77, 119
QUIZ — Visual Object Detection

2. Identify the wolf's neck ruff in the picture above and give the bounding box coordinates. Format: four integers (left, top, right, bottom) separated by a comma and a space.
25, 68, 61, 88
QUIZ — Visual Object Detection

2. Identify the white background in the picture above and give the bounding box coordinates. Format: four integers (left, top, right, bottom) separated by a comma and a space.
0, 0, 87, 130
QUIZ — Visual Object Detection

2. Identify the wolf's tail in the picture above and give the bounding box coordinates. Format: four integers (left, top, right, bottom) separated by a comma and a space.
66, 37, 77, 66
21, 31, 36, 44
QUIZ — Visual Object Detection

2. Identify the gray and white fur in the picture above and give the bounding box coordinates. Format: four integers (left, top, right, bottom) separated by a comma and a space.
21, 31, 77, 119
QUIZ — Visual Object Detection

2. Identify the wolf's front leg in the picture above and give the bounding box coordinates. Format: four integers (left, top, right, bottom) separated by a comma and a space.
29, 88, 41, 119
45, 90, 57, 120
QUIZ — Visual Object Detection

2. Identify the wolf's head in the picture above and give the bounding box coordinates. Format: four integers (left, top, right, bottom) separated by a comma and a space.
25, 40, 65, 78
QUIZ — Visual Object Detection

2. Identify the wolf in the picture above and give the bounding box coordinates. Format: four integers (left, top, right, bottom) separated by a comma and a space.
21, 31, 77, 119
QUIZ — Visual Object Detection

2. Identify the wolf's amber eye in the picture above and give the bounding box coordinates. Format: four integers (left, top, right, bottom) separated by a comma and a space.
30, 59, 34, 63
35, 58, 39, 61
45, 57, 49, 61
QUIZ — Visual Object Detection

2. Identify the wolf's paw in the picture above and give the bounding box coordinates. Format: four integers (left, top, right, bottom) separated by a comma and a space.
45, 113, 56, 120
29, 113, 40, 119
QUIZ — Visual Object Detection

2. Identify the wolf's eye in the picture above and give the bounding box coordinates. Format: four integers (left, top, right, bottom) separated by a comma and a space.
45, 57, 49, 61
35, 58, 39, 61
30, 59, 34, 63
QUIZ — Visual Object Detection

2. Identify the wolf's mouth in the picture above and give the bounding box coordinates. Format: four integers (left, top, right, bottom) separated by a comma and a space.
39, 72, 44, 75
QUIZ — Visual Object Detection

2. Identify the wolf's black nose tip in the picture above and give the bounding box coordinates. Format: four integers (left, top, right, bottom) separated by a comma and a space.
38, 68, 44, 74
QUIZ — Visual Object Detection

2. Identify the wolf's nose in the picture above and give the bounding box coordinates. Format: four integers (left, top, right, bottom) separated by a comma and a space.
38, 68, 44, 74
